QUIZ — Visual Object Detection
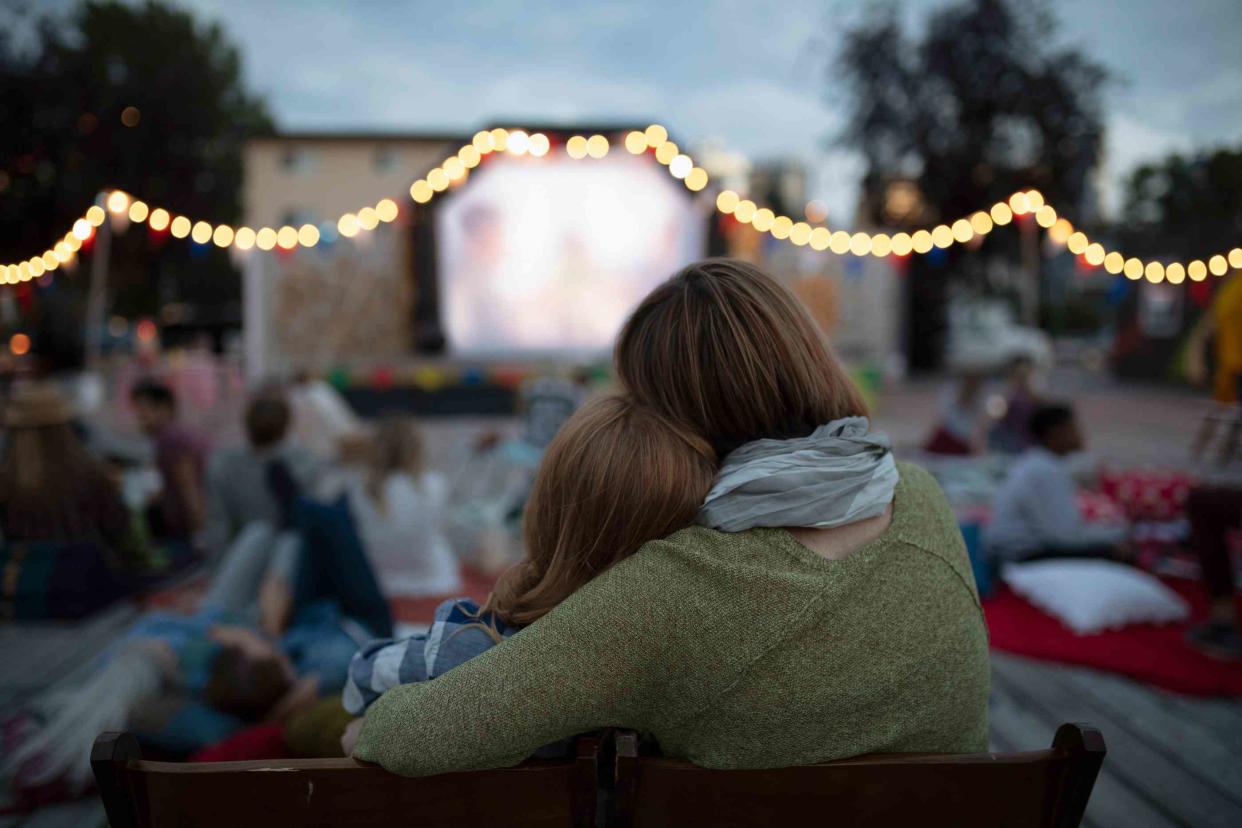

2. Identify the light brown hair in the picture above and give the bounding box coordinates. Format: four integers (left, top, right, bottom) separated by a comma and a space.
615, 257, 868, 458
364, 416, 423, 510
484, 394, 715, 627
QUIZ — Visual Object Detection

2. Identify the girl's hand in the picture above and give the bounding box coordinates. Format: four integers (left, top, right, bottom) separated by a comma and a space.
341, 717, 364, 756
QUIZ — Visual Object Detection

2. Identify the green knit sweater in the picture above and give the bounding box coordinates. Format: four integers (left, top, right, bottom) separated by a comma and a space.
355, 462, 990, 775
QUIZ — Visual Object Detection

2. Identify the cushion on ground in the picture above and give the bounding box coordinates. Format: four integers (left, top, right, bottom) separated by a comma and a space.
1002, 559, 1189, 635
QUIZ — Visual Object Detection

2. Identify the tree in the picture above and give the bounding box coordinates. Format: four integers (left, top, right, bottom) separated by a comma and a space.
0, 0, 271, 365
1118, 148, 1242, 260
833, 0, 1108, 369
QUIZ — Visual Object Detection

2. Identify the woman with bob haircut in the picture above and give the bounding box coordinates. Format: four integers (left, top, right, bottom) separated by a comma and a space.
351, 258, 989, 775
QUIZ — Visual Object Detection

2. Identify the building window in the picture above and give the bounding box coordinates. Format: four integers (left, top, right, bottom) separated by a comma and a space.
282, 147, 316, 174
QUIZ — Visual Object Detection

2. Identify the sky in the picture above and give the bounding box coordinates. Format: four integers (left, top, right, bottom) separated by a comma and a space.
171, 0, 1242, 222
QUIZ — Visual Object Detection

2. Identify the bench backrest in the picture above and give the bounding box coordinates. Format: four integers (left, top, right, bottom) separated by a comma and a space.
613, 723, 1105, 828
91, 731, 598, 828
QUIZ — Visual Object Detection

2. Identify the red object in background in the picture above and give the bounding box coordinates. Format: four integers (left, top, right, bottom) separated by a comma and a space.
135, 318, 158, 344
1099, 470, 1194, 522
984, 578, 1242, 696
1189, 278, 1213, 308
370, 365, 394, 391
189, 723, 288, 763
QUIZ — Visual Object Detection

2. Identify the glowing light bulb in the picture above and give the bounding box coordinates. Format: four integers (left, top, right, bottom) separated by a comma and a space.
951, 219, 974, 243
1067, 232, 1088, 255
829, 231, 851, 255
990, 202, 1013, 225
810, 227, 831, 251
128, 201, 149, 223
427, 168, 449, 191
1209, 254, 1228, 276
235, 227, 256, 250
790, 223, 812, 246
72, 219, 92, 240
685, 168, 708, 191
356, 207, 377, 231
10, 333, 30, 356
507, 130, 530, 155
625, 131, 647, 154
586, 135, 609, 159
733, 200, 756, 223
1188, 260, 1207, 281
644, 124, 668, 147
276, 226, 298, 250
566, 136, 588, 160
668, 154, 693, 179
443, 157, 466, 180
41, 251, 57, 270
870, 233, 891, 256
654, 141, 678, 165
716, 190, 740, 213
1165, 263, 1185, 284
1144, 261, 1164, 283
771, 216, 793, 239
86, 206, 106, 227
528, 133, 550, 157
16, 262, 29, 281
376, 199, 399, 223
931, 225, 953, 248
473, 130, 494, 153
1035, 205, 1057, 228
106, 190, 130, 214
850, 232, 873, 256
212, 224, 234, 248
459, 145, 482, 168
751, 208, 775, 232
410, 180, 433, 203
805, 200, 829, 224
171, 216, 191, 238
489, 128, 509, 152
29, 258, 45, 277
1123, 258, 1143, 280
65, 233, 82, 252
891, 233, 913, 256
1048, 219, 1073, 246
970, 212, 993, 235
54, 242, 70, 262
298, 224, 319, 247
256, 227, 277, 250
148, 208, 170, 231
1009, 192, 1031, 215
1229, 248, 1242, 269
191, 221, 213, 244
338, 213, 360, 237
1104, 252, 1124, 274
1085, 243, 1105, 266
911, 230, 933, 254
1025, 190, 1045, 209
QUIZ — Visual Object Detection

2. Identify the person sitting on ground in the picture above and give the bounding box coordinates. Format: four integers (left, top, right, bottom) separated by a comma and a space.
340, 394, 715, 749
924, 370, 988, 455
201, 388, 322, 564
987, 404, 1128, 562
339, 415, 460, 598
346, 258, 989, 776
130, 379, 209, 541
989, 356, 1044, 453
0, 383, 133, 552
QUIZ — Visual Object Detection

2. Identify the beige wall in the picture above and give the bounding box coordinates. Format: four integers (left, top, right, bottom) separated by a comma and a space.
243, 136, 461, 228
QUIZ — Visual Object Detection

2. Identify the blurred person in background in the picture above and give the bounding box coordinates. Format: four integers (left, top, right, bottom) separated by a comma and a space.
1184, 483, 1242, 660
0, 383, 132, 550
202, 388, 322, 564
341, 416, 459, 598
987, 404, 1128, 562
1189, 272, 1242, 463
130, 379, 209, 541
989, 357, 1044, 453
288, 372, 363, 462
924, 371, 988, 455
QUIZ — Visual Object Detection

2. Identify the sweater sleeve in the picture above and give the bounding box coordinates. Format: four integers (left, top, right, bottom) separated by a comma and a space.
352, 556, 673, 776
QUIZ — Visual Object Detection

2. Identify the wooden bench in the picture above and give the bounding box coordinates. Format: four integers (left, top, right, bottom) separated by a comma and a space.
612, 723, 1106, 828
90, 731, 599, 827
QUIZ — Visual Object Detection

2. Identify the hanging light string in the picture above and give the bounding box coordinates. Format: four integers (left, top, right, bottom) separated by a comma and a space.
4, 123, 1240, 288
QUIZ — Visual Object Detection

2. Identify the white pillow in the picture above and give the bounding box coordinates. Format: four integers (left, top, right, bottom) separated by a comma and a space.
1002, 559, 1189, 635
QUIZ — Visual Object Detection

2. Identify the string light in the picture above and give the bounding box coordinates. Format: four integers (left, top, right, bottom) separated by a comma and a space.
6, 125, 1240, 290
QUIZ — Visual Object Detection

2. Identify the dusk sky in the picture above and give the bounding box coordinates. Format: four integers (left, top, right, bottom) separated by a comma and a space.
136, 1, 1242, 222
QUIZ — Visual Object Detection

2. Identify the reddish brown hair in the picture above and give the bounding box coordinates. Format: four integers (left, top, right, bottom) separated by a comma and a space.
484, 394, 715, 627
615, 258, 868, 457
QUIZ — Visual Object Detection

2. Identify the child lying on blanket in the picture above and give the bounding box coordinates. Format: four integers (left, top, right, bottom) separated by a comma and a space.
341, 395, 716, 750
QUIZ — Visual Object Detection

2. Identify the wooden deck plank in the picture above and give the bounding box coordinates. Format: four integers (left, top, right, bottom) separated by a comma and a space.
993, 655, 1242, 828
989, 670, 1180, 828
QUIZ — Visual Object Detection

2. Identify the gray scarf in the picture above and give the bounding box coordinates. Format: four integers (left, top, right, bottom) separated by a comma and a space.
697, 417, 899, 532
